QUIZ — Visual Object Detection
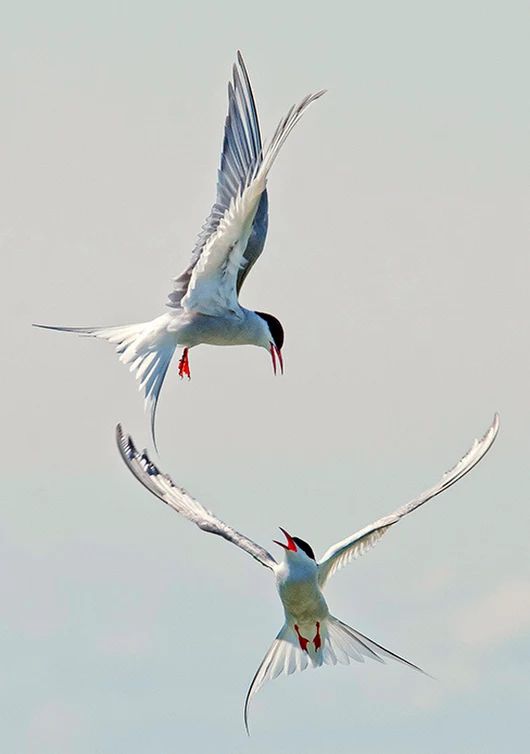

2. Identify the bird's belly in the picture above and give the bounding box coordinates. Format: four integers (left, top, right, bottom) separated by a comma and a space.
171, 312, 255, 347
279, 580, 328, 624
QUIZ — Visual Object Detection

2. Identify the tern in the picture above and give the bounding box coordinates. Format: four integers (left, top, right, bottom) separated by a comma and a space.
115, 413, 499, 732
35, 53, 325, 444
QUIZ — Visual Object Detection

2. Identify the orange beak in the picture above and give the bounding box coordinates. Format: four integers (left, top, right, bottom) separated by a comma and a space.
273, 527, 297, 551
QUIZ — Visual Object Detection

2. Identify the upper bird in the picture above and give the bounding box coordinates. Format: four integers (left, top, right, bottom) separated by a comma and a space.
35, 53, 325, 444
115, 413, 499, 733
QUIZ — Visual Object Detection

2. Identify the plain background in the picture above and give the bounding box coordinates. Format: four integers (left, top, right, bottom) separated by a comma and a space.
2, 1, 529, 752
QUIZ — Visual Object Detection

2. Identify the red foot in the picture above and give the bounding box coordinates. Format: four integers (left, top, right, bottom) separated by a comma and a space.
294, 624, 309, 652
178, 348, 191, 380
313, 621, 322, 651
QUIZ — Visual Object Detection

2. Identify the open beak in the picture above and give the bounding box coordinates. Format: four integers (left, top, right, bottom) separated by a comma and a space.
270, 344, 284, 376
273, 527, 297, 552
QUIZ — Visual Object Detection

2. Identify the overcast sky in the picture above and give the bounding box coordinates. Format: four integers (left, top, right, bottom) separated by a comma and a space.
2, 1, 529, 752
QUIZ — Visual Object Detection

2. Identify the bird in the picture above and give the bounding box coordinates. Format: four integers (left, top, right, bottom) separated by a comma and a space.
34, 53, 325, 445
115, 413, 499, 733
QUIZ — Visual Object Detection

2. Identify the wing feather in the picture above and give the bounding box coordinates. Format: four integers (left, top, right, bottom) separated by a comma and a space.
178, 85, 325, 315
168, 53, 267, 309
116, 425, 276, 570
317, 414, 500, 586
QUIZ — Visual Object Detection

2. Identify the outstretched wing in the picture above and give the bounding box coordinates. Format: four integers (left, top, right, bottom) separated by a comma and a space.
116, 425, 277, 570
317, 414, 500, 586
168, 52, 267, 310
169, 56, 324, 316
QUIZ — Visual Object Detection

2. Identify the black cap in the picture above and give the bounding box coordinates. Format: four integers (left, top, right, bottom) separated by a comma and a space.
292, 537, 315, 560
255, 311, 284, 350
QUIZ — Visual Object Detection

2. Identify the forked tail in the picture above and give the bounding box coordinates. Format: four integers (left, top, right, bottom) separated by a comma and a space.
34, 314, 176, 447
244, 614, 428, 734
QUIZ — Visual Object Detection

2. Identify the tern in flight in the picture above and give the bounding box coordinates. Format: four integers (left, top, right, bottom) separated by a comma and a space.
35, 54, 325, 444
115, 414, 499, 733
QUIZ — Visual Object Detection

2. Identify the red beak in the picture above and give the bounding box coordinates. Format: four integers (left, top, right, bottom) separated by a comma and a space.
270, 344, 284, 376
273, 527, 297, 552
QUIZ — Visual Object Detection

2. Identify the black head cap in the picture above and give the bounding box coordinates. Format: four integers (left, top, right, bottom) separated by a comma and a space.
292, 537, 315, 560
255, 311, 284, 350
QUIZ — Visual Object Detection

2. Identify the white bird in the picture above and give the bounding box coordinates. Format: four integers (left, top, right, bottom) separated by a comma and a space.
35, 53, 325, 445
115, 413, 499, 733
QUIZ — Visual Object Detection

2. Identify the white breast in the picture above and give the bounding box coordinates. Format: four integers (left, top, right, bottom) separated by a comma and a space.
276, 558, 329, 625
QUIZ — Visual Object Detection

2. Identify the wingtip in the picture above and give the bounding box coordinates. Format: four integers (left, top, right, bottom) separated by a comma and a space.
305, 89, 327, 105
233, 51, 248, 85
486, 412, 500, 443
115, 422, 129, 457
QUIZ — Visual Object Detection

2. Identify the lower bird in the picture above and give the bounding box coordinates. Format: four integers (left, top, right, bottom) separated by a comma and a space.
116, 414, 499, 733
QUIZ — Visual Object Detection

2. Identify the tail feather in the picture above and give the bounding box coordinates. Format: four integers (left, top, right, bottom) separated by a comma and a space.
333, 619, 430, 676
243, 615, 428, 734
34, 315, 176, 448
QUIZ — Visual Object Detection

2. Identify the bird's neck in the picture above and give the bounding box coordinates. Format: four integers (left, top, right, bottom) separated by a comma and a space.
241, 309, 270, 348
278, 555, 318, 584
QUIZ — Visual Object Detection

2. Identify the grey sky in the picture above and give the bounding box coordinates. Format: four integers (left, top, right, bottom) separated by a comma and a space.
2, 1, 529, 752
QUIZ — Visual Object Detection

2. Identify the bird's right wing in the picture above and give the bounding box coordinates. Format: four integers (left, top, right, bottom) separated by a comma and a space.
317, 414, 499, 586
116, 425, 277, 571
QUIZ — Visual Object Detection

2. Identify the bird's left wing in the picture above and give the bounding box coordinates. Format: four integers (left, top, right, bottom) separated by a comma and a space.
116, 425, 277, 570
176, 69, 324, 316
168, 53, 268, 310
317, 414, 499, 587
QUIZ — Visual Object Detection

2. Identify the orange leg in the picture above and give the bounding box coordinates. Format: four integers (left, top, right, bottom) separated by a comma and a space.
178, 348, 191, 379
294, 624, 309, 652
